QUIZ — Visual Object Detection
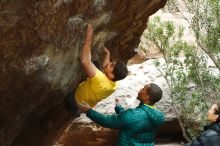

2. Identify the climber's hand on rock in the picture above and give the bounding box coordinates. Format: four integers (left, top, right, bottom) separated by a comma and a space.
103, 47, 110, 54
86, 23, 93, 41
79, 101, 91, 113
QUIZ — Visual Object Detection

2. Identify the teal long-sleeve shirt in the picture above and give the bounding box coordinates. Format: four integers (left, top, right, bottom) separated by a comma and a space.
86, 103, 165, 146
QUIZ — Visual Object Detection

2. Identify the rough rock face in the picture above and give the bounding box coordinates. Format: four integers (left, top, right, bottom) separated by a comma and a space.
0, 0, 167, 146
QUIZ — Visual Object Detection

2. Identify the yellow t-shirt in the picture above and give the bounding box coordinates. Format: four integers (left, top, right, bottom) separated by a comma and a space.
75, 69, 118, 107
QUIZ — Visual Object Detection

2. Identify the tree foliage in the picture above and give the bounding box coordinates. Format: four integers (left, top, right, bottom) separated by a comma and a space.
142, 0, 220, 139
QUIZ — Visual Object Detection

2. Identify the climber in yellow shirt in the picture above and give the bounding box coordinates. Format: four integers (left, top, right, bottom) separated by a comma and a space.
65, 23, 128, 116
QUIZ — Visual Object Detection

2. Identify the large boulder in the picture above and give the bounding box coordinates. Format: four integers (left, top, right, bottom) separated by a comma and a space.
0, 0, 167, 146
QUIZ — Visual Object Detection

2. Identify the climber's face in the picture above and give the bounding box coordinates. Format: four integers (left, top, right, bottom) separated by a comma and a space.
104, 61, 116, 80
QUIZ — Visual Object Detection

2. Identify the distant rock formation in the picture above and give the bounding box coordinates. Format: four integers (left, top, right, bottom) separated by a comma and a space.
0, 0, 167, 146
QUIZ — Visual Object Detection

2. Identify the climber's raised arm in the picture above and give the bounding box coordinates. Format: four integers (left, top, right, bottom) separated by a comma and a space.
80, 23, 97, 78
102, 47, 111, 68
